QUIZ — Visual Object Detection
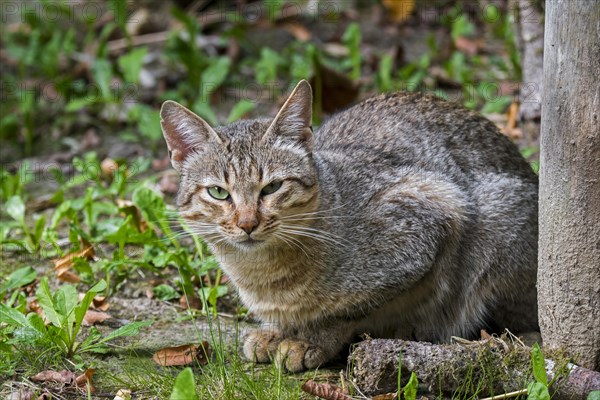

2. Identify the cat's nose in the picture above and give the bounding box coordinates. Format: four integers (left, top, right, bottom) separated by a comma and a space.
237, 217, 259, 234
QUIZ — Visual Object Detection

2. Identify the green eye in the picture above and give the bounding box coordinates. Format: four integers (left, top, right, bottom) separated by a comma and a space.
261, 181, 282, 195
208, 186, 229, 200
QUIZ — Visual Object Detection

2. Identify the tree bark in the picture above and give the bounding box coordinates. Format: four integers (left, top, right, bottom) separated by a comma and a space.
349, 339, 600, 398
510, 0, 545, 146
538, 0, 600, 371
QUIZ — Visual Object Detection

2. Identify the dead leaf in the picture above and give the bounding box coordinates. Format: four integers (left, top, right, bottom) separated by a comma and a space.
101, 158, 119, 177
480, 329, 492, 340
113, 389, 132, 400
74, 368, 95, 392
92, 295, 110, 311
373, 393, 399, 400
158, 171, 179, 195
500, 102, 522, 139
152, 342, 212, 367
180, 295, 202, 310
280, 21, 311, 42
382, 0, 415, 23
30, 370, 76, 385
53, 243, 94, 282
301, 380, 351, 400
117, 199, 148, 232
454, 36, 484, 56
82, 310, 111, 326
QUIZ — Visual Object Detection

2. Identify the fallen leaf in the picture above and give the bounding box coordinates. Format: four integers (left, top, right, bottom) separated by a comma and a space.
101, 158, 119, 177
480, 329, 492, 340
53, 243, 94, 282
30, 370, 76, 385
117, 199, 148, 232
152, 342, 212, 367
82, 310, 111, 326
373, 393, 399, 400
280, 21, 311, 42
74, 368, 95, 392
179, 295, 202, 310
158, 171, 179, 195
92, 295, 110, 311
382, 0, 415, 23
454, 36, 484, 56
301, 380, 351, 400
113, 389, 132, 400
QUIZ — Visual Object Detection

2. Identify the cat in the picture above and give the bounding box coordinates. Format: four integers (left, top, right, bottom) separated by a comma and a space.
160, 80, 539, 372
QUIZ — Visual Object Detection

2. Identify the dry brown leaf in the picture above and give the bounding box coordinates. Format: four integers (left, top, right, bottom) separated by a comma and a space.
280, 21, 311, 42
53, 243, 94, 282
382, 0, 415, 23
82, 310, 111, 326
301, 380, 351, 400
152, 342, 212, 367
30, 370, 76, 385
373, 393, 399, 400
179, 295, 202, 310
74, 368, 95, 392
101, 158, 119, 177
480, 329, 492, 340
158, 171, 179, 195
113, 389, 132, 400
117, 199, 148, 232
454, 36, 484, 56
92, 295, 110, 311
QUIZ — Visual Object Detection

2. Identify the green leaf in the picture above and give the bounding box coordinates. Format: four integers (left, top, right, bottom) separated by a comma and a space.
92, 59, 113, 100
97, 320, 152, 344
191, 101, 218, 125
403, 372, 418, 400
587, 391, 600, 400
201, 57, 231, 96
74, 280, 107, 332
527, 381, 550, 400
153, 284, 180, 301
137, 106, 162, 140
0, 302, 29, 327
227, 100, 255, 123
170, 367, 197, 400
531, 343, 548, 386
36, 278, 63, 328
0, 267, 36, 295
118, 47, 148, 83
255, 48, 281, 85
65, 97, 96, 112
6, 196, 25, 223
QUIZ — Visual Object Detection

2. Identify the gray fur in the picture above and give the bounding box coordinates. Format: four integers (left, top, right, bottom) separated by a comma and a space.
160, 80, 538, 371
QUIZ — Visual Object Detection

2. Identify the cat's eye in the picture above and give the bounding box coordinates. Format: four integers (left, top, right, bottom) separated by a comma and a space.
261, 181, 282, 196
208, 186, 230, 200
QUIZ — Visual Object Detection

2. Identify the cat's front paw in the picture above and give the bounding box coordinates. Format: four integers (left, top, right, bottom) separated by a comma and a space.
242, 329, 283, 363
274, 338, 326, 372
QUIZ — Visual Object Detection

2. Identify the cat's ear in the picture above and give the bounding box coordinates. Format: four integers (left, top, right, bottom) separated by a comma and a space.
160, 100, 223, 172
263, 80, 313, 149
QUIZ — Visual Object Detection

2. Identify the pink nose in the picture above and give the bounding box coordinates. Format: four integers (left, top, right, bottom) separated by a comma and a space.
237, 217, 259, 234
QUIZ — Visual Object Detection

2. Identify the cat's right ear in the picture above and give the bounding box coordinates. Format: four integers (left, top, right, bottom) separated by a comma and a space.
160, 101, 223, 172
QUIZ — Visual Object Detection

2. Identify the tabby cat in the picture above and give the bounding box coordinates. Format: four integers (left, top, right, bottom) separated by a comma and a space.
160, 80, 538, 372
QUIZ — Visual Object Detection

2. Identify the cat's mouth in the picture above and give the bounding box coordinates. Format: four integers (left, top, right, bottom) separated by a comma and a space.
235, 237, 264, 248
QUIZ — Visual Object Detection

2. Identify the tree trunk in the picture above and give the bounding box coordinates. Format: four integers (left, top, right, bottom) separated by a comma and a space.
510, 0, 545, 146
538, 0, 600, 371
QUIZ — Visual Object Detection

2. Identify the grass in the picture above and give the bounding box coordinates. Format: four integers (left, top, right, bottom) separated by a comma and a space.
0, 2, 539, 398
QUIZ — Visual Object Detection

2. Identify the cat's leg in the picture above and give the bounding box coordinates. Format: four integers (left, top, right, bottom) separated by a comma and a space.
273, 321, 356, 372
242, 326, 284, 363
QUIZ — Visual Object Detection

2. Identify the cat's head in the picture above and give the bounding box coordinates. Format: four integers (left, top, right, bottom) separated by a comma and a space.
160, 80, 319, 250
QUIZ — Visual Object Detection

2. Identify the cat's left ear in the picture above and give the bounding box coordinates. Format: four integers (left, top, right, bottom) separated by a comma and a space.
263, 80, 313, 149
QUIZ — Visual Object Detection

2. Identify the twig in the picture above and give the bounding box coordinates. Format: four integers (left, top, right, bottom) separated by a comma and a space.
479, 388, 528, 400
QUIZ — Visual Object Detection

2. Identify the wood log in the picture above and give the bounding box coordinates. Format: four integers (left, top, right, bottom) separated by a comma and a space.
348, 339, 600, 398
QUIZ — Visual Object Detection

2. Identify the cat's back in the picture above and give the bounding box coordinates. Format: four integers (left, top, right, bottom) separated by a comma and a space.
314, 92, 535, 183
